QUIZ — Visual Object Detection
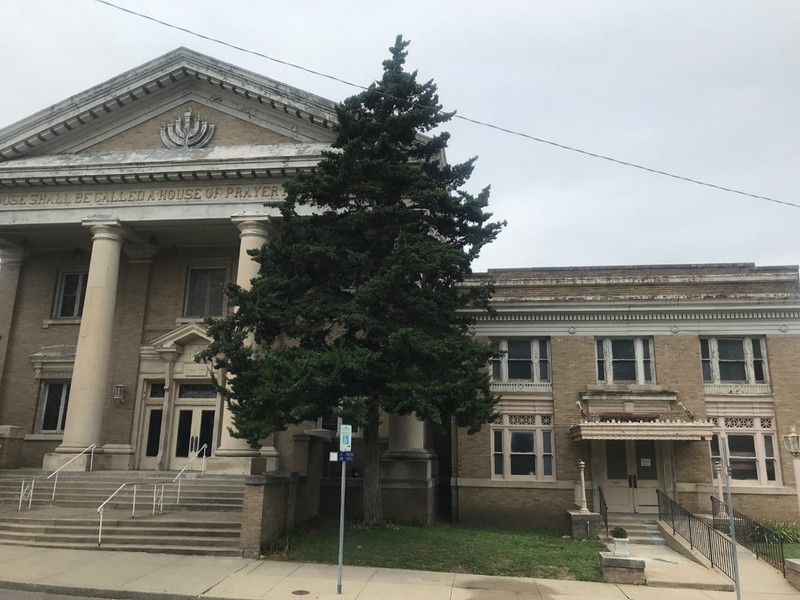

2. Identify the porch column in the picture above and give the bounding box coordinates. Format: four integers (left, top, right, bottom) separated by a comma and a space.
212, 218, 275, 473
0, 247, 25, 397
53, 220, 125, 465
382, 413, 437, 525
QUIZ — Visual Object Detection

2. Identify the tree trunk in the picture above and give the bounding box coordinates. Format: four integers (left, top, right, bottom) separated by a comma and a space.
361, 417, 383, 525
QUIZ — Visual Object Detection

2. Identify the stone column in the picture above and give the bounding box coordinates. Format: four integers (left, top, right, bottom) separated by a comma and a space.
0, 247, 25, 397
211, 218, 274, 473
382, 413, 437, 524
49, 220, 125, 468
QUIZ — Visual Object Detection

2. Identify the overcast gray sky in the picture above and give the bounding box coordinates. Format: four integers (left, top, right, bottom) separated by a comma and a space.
1, 0, 798, 272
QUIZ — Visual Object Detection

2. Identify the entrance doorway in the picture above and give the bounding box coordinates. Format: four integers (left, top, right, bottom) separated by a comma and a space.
170, 407, 214, 470
604, 440, 659, 513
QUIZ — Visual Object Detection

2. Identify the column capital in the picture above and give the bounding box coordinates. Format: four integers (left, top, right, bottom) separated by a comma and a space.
231, 217, 270, 240
81, 218, 126, 243
0, 246, 26, 266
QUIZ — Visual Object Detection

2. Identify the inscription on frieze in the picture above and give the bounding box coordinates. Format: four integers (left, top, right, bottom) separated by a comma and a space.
0, 183, 285, 210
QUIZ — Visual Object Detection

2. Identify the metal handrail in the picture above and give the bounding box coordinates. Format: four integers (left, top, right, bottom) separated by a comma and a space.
96, 481, 164, 546
657, 489, 736, 581
172, 444, 207, 505
597, 486, 609, 536
46, 443, 96, 501
711, 496, 786, 576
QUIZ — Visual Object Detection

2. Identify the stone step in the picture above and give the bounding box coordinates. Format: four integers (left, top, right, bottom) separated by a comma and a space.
0, 537, 241, 556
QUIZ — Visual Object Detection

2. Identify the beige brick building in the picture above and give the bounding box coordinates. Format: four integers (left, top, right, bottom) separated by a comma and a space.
1, 49, 799, 528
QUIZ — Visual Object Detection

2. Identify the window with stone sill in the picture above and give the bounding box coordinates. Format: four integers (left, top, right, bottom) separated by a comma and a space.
596, 338, 654, 384
710, 416, 779, 485
54, 272, 88, 319
700, 337, 767, 385
490, 339, 550, 383
37, 381, 70, 433
491, 414, 554, 480
184, 267, 226, 318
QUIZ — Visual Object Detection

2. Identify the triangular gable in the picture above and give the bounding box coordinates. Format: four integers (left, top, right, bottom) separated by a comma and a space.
0, 47, 339, 162
147, 322, 212, 350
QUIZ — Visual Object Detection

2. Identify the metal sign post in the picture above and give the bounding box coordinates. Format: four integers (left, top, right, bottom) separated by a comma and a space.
721, 437, 742, 600
336, 424, 352, 595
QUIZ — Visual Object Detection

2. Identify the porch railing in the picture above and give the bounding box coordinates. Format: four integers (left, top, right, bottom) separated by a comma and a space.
657, 490, 736, 581
711, 496, 785, 576
597, 486, 609, 536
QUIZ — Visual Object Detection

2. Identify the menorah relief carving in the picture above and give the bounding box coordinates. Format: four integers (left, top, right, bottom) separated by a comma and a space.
160, 108, 215, 149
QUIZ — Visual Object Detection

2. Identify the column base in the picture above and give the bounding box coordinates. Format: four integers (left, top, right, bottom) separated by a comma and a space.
205, 456, 268, 475
380, 453, 438, 525
43, 452, 96, 472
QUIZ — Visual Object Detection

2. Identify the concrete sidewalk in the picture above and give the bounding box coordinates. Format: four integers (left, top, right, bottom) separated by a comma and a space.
0, 543, 797, 600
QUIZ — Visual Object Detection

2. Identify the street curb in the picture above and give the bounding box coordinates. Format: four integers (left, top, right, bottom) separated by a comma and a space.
0, 579, 197, 600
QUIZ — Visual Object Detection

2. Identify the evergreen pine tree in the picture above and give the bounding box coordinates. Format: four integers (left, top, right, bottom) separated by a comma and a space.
202, 36, 504, 525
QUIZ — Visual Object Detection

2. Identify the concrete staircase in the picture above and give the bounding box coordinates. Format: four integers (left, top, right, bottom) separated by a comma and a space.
0, 469, 245, 555
607, 513, 666, 545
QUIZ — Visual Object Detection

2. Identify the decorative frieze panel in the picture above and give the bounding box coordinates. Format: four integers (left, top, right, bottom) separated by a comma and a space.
703, 383, 772, 396
490, 381, 553, 394
570, 418, 715, 441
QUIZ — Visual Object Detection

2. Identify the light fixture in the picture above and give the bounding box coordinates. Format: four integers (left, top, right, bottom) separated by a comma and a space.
784, 426, 800, 456
114, 384, 126, 405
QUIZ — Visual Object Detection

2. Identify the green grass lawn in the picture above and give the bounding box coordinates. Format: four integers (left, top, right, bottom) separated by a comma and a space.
785, 543, 800, 559
264, 519, 605, 581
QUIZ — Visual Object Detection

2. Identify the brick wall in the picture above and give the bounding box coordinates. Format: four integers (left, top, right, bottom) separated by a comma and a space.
457, 487, 574, 530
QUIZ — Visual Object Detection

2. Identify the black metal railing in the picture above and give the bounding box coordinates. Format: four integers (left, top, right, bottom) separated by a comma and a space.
597, 486, 609, 536
711, 496, 785, 576
657, 490, 736, 581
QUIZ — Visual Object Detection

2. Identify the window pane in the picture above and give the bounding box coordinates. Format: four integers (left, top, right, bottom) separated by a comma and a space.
538, 339, 548, 359
728, 435, 756, 457
710, 435, 720, 457
186, 268, 225, 317
611, 339, 635, 360
612, 361, 637, 381
542, 431, 552, 454
597, 359, 605, 381
510, 431, 534, 453
149, 382, 166, 398
41, 383, 66, 431
753, 361, 765, 382
700, 339, 710, 359
77, 273, 88, 316
642, 341, 651, 360
493, 430, 503, 452
702, 361, 712, 381
178, 383, 216, 398
643, 361, 652, 382
751, 340, 763, 359
718, 339, 744, 360
510, 455, 535, 475
596, 340, 604, 360
491, 359, 501, 380
766, 459, 776, 481
59, 274, 79, 317
543, 455, 553, 476
719, 362, 746, 381
145, 410, 163, 457
507, 340, 531, 359
539, 360, 549, 382
507, 361, 532, 380
729, 459, 758, 480
606, 440, 628, 479
764, 435, 775, 458
494, 454, 504, 475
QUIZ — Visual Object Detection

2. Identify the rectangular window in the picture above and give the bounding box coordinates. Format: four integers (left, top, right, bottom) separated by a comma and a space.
55, 272, 88, 318
177, 383, 217, 398
700, 337, 767, 384
596, 338, 654, 384
38, 381, 70, 433
491, 414, 554, 480
710, 417, 778, 485
185, 267, 226, 318
490, 339, 550, 383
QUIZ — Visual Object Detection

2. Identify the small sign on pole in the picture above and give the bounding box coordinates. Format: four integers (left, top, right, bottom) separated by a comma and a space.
336, 424, 353, 594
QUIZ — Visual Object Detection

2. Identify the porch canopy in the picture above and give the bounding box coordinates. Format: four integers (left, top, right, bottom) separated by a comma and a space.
570, 418, 715, 442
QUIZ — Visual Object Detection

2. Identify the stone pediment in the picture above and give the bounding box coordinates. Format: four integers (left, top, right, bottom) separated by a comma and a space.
0, 47, 338, 165
146, 322, 212, 352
